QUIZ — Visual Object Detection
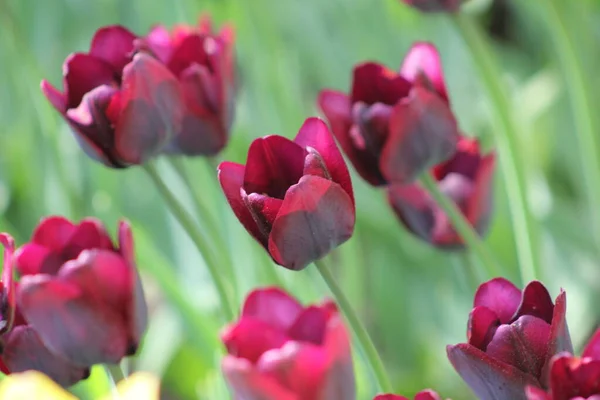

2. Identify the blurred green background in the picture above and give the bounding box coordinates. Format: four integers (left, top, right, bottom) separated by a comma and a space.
2, 0, 600, 398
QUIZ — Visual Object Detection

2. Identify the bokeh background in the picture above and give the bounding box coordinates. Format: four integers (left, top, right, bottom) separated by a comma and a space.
2, 0, 600, 398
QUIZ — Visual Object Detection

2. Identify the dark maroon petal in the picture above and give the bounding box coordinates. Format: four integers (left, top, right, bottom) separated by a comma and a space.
447, 343, 539, 400
400, 42, 448, 102
387, 183, 435, 243
293, 117, 354, 205
524, 386, 550, 400
218, 162, 268, 248
18, 250, 133, 366
582, 328, 600, 359
244, 193, 283, 238
550, 355, 600, 400
89, 25, 137, 72
287, 306, 329, 345
541, 291, 573, 386
166, 112, 225, 156
268, 175, 355, 270
115, 53, 184, 164
380, 87, 458, 184
179, 61, 219, 114
414, 390, 442, 400
63, 53, 116, 110
167, 34, 211, 77
351, 62, 411, 105
40, 80, 67, 113
468, 306, 501, 351
0, 234, 15, 334
433, 137, 482, 181
485, 315, 551, 378
2, 325, 90, 387
512, 281, 554, 323
243, 135, 308, 199
466, 152, 496, 235
474, 277, 522, 324
221, 318, 289, 364
221, 355, 296, 400
241, 287, 303, 331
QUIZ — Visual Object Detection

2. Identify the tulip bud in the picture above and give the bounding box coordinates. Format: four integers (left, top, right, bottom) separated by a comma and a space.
221, 287, 356, 400
218, 118, 355, 270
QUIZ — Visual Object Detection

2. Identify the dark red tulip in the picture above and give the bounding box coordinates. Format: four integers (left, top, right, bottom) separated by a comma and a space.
401, 0, 464, 12
41, 25, 184, 167
374, 389, 444, 400
447, 278, 572, 400
318, 42, 458, 186
387, 137, 496, 247
525, 328, 600, 400
13, 217, 148, 367
218, 118, 355, 270
139, 16, 236, 156
0, 234, 89, 387
221, 287, 355, 400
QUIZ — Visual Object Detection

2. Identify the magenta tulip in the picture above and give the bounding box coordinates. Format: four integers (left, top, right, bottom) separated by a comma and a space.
447, 278, 572, 400
319, 42, 458, 186
140, 15, 236, 155
374, 389, 444, 400
218, 118, 355, 270
401, 0, 464, 12
13, 217, 148, 367
221, 287, 355, 400
387, 136, 496, 247
41, 25, 184, 167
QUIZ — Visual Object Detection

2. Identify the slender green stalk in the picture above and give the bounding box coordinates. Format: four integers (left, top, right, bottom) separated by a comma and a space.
450, 14, 541, 284
104, 364, 125, 384
313, 260, 393, 393
536, 1, 600, 247
454, 252, 480, 292
143, 162, 235, 321
421, 173, 501, 277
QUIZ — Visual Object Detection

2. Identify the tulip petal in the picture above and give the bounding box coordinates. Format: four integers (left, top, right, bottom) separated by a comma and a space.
268, 175, 355, 270
221, 318, 289, 364
447, 343, 539, 400
243, 136, 307, 200
287, 306, 328, 345
89, 25, 137, 72
222, 355, 297, 400
582, 328, 600, 359
415, 390, 442, 400
466, 152, 496, 234
351, 63, 411, 105
387, 183, 435, 243
374, 395, 408, 400
541, 290, 573, 386
41, 80, 67, 113
167, 34, 210, 78
294, 118, 354, 205
1, 325, 90, 387
400, 42, 448, 102
30, 216, 76, 252
63, 53, 116, 110
380, 87, 458, 184
244, 193, 283, 237
549, 355, 600, 399
524, 386, 550, 400
474, 277, 522, 324
0, 234, 15, 334
218, 162, 268, 247
115, 53, 184, 164
513, 281, 554, 324
14, 243, 62, 276
242, 287, 304, 331
468, 306, 501, 351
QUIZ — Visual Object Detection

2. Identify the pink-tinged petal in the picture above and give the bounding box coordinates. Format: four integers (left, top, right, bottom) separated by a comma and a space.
513, 281, 554, 323
221, 318, 289, 364
541, 291, 573, 386
582, 328, 600, 359
485, 315, 551, 378
374, 395, 408, 400
115, 53, 184, 164
61, 218, 114, 260
218, 162, 268, 248
380, 87, 459, 184
31, 216, 76, 251
14, 243, 62, 276
433, 137, 482, 181
351, 63, 411, 105
293, 118, 354, 205
549, 356, 600, 400
268, 176, 355, 270
400, 42, 448, 102
0, 234, 15, 334
221, 356, 297, 400
40, 80, 67, 113
1, 325, 90, 387
167, 34, 210, 77
387, 183, 435, 243
89, 25, 137, 72
447, 343, 539, 400
18, 250, 133, 366
474, 278, 522, 324
414, 390, 442, 400
63, 53, 116, 110
287, 306, 328, 345
243, 136, 308, 199
242, 287, 303, 331
468, 306, 501, 351
244, 193, 283, 241
524, 386, 550, 400
466, 152, 496, 235
320, 314, 355, 400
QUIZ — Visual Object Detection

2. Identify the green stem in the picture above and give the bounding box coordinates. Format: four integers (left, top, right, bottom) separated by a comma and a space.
536, 0, 600, 247
104, 364, 125, 384
451, 14, 541, 284
421, 173, 502, 278
143, 162, 235, 321
313, 260, 393, 393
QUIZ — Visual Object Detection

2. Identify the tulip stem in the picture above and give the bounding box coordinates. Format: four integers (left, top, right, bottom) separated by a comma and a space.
104, 364, 125, 384
537, 1, 600, 248
450, 13, 541, 284
313, 260, 393, 393
421, 173, 502, 278
143, 162, 235, 321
